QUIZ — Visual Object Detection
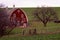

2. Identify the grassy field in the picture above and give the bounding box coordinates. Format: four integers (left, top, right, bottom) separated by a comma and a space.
0, 7, 60, 40
0, 33, 60, 40
22, 7, 60, 20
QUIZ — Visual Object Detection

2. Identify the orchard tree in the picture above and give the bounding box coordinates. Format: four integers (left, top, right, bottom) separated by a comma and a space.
0, 8, 8, 36
0, 4, 12, 36
34, 7, 58, 27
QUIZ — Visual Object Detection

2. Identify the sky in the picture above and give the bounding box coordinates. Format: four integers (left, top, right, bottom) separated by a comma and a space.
0, 0, 60, 7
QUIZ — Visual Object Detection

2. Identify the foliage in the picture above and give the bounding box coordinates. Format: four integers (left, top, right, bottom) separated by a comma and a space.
0, 8, 13, 36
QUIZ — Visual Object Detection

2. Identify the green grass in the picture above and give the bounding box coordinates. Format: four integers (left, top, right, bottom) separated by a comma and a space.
0, 7, 60, 40
22, 7, 60, 21
0, 33, 60, 40
10, 21, 60, 34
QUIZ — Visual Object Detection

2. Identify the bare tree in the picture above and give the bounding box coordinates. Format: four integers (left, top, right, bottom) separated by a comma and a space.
34, 7, 58, 27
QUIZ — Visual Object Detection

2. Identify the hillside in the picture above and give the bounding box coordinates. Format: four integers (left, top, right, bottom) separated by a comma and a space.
22, 7, 60, 21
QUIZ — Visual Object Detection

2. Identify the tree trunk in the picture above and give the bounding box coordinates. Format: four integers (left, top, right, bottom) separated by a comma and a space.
43, 22, 47, 27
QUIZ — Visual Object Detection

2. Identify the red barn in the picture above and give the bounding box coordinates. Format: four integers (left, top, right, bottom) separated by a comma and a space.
10, 8, 28, 27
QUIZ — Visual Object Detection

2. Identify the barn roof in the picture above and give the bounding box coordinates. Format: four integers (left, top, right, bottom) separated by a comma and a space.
6, 8, 28, 22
